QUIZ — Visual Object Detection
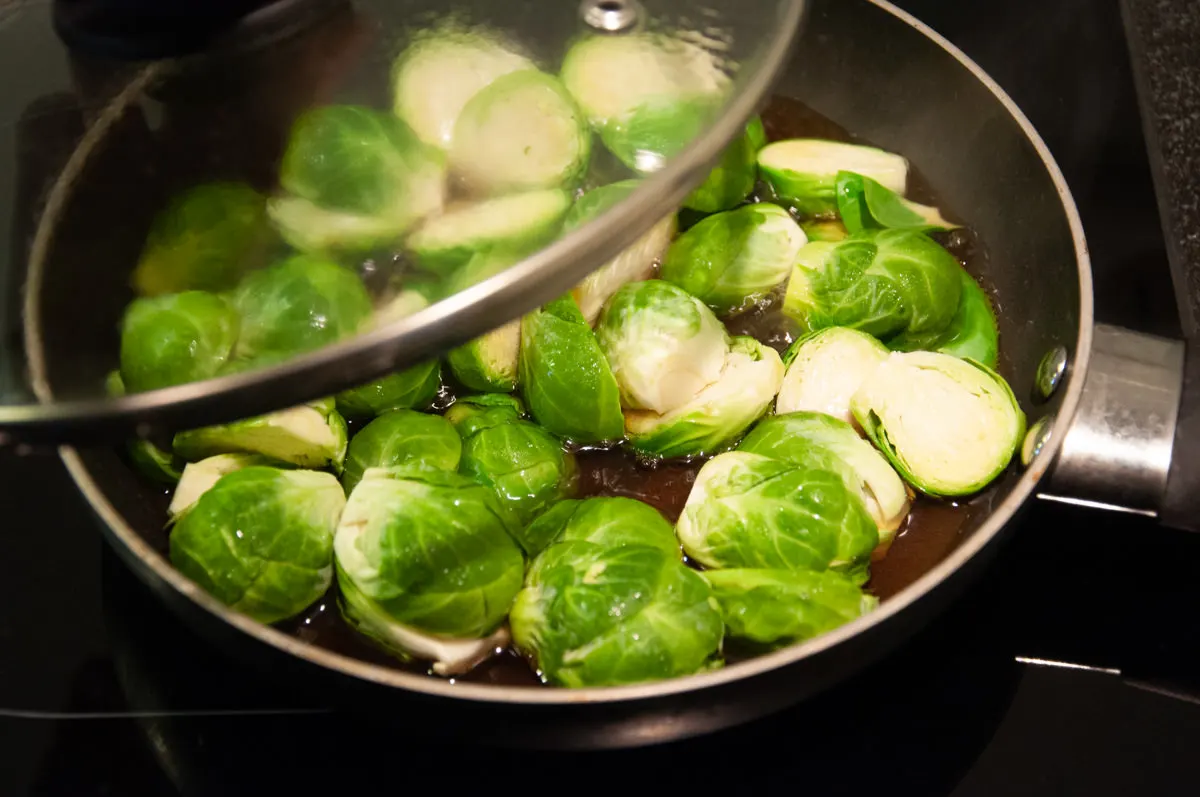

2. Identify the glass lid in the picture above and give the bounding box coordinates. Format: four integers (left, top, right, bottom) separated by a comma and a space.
0, 0, 806, 445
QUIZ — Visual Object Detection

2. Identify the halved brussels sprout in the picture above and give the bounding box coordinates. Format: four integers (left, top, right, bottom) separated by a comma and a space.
659, 202, 807, 316
835, 171, 956, 234
510, 497, 723, 687
272, 105, 446, 251
625, 336, 783, 459
132, 182, 269, 297
520, 295, 624, 444
173, 399, 349, 473
562, 180, 676, 326
334, 467, 525, 673
702, 568, 877, 646
758, 138, 909, 216
888, 270, 1000, 369
801, 219, 849, 242
407, 188, 572, 274
596, 280, 731, 414
119, 291, 240, 393
341, 409, 462, 494
391, 29, 534, 149
169, 466, 344, 624
676, 451, 878, 582
447, 320, 521, 393
851, 351, 1026, 497
739, 411, 912, 553
683, 116, 767, 213
335, 361, 442, 420
447, 395, 576, 545
231, 254, 373, 362
776, 326, 889, 425
782, 228, 963, 341
168, 453, 274, 521
450, 70, 591, 196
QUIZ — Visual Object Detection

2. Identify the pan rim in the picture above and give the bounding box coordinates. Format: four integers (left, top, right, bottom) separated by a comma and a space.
61, 0, 1095, 707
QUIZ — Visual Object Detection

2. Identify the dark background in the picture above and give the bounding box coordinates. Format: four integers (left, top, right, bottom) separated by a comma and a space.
3, 0, 1200, 794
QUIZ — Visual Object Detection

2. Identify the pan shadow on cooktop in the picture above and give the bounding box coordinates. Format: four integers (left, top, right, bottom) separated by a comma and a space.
85, 541, 1022, 797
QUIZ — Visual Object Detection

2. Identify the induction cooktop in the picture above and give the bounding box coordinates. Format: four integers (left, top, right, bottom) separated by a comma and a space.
3, 0, 1200, 795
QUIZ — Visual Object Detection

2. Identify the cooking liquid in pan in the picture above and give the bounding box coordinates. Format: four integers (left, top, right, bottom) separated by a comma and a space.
268, 94, 998, 686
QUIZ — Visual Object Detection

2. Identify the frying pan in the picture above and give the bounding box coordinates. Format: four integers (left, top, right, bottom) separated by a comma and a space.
29, 0, 1199, 749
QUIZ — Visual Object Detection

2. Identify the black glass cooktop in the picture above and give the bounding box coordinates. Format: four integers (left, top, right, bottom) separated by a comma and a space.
4, 0, 1200, 794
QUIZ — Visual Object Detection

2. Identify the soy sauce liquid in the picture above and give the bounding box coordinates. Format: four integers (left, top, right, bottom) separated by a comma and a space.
279, 95, 988, 686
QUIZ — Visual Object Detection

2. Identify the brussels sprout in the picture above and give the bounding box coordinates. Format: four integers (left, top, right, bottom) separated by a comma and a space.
562, 180, 676, 326
173, 399, 349, 473
801, 219, 849, 242
132, 182, 269, 297
391, 29, 534, 149
335, 361, 442, 420
272, 105, 446, 251
520, 295, 624, 443
851, 351, 1026, 497
676, 451, 878, 582
659, 203, 807, 316
334, 467, 525, 671
683, 116, 767, 213
888, 270, 1000, 369
702, 568, 877, 646
596, 280, 730, 414
449, 70, 591, 196
127, 438, 184, 486
775, 327, 889, 425
782, 228, 963, 341
758, 138, 909, 216
600, 93, 720, 174
625, 336, 783, 459
447, 320, 521, 392
739, 411, 912, 551
373, 289, 433, 328
341, 410, 462, 494
232, 254, 373, 362
169, 467, 344, 624
168, 453, 273, 521
519, 496, 680, 558
835, 171, 957, 234
447, 395, 576, 545
510, 497, 723, 687
407, 189, 572, 274
119, 291, 239, 393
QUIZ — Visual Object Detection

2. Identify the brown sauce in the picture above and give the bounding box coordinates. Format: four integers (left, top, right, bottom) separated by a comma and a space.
272, 93, 990, 686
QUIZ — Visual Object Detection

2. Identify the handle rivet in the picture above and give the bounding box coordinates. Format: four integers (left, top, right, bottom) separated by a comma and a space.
1035, 345, 1068, 400
1021, 414, 1054, 467
580, 0, 641, 32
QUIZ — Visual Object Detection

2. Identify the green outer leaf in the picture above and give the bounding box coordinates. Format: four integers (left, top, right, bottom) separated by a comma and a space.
836, 171, 955, 234
132, 182, 270, 297
232, 254, 373, 362
800, 219, 849, 242
702, 568, 877, 646
624, 336, 784, 459
334, 467, 525, 637
601, 93, 719, 174
335, 360, 442, 419
756, 138, 909, 217
457, 416, 577, 548
127, 438, 184, 485
119, 291, 240, 393
443, 393, 524, 436
851, 352, 1026, 498
782, 228, 963, 341
450, 70, 591, 195
520, 295, 624, 443
168, 467, 343, 624
683, 116, 765, 213
888, 269, 999, 368
562, 179, 641, 230
341, 410, 462, 494
676, 451, 878, 578
173, 402, 349, 473
659, 203, 803, 316
519, 496, 679, 559
280, 105, 445, 216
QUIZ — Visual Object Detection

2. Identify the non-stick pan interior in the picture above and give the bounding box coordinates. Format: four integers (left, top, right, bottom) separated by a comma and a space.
64, 0, 1085, 704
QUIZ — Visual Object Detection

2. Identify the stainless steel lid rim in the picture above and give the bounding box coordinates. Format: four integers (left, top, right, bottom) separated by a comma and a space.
60, 0, 1094, 706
